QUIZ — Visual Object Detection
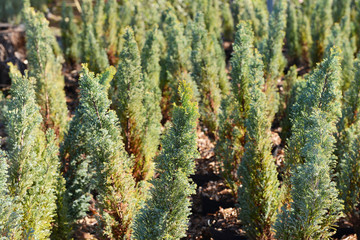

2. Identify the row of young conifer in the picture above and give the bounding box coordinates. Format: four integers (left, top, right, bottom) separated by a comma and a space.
1, 0, 360, 239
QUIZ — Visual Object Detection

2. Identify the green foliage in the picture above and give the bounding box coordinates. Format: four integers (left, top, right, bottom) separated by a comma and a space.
277, 49, 343, 239
332, 0, 351, 23
220, 1, 234, 41
80, 0, 109, 73
232, 0, 269, 45
93, 0, 106, 42
216, 94, 242, 194
111, 27, 159, 182
214, 37, 230, 95
4, 64, 61, 239
140, 27, 162, 180
285, 1, 301, 61
338, 55, 360, 132
61, 2, 80, 64
190, 13, 222, 134
0, 152, 22, 239
105, 0, 120, 59
310, 0, 333, 66
325, 11, 355, 93
336, 55, 360, 233
355, 0, 360, 51
262, 0, 287, 119
23, 6, 68, 140
280, 65, 304, 142
287, 48, 342, 170
133, 81, 199, 240
237, 45, 281, 240
231, 21, 255, 114
337, 122, 360, 234
162, 8, 190, 87
216, 21, 255, 194
161, 7, 197, 113
275, 110, 343, 239
0, 0, 22, 23
298, 9, 313, 64
61, 65, 116, 221
62, 65, 138, 239
194, 0, 222, 37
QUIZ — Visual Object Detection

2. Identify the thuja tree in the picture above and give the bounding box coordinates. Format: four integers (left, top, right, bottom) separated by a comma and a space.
190, 12, 222, 134
332, 0, 351, 23
220, 0, 234, 41
296, 6, 313, 64
0, 152, 21, 239
61, 2, 79, 64
194, 0, 222, 38
110, 28, 150, 182
337, 56, 360, 236
275, 111, 344, 239
80, 0, 109, 73
61, 66, 138, 239
130, 2, 147, 48
104, 0, 119, 61
232, 0, 269, 45
161, 7, 197, 115
285, 0, 301, 62
325, 13, 356, 93
214, 34, 230, 95
262, 0, 287, 119
279, 65, 305, 142
93, 0, 106, 42
286, 48, 342, 172
23, 6, 68, 140
276, 49, 343, 238
4, 64, 61, 239
140, 27, 162, 180
133, 81, 199, 240
237, 48, 281, 240
216, 96, 242, 195
60, 65, 116, 222
0, 0, 22, 23
355, 0, 360, 51
310, 0, 333, 66
216, 21, 256, 194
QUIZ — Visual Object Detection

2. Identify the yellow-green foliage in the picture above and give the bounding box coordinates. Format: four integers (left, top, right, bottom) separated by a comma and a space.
310, 0, 333, 66
190, 12, 222, 134
4, 64, 61, 239
80, 0, 109, 73
23, 6, 68, 140
61, 65, 139, 239
133, 81, 199, 240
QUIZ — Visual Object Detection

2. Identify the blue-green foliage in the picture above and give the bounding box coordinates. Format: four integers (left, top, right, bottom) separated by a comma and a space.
61, 2, 80, 64
23, 6, 68, 140
310, 0, 333, 66
133, 81, 199, 240
61, 65, 138, 239
276, 49, 343, 239
80, 0, 109, 73
216, 21, 254, 194
0, 151, 22, 239
190, 12, 222, 134
262, 0, 287, 119
140, 27, 162, 180
336, 55, 360, 233
287, 49, 342, 169
275, 110, 343, 239
4, 64, 61, 239
237, 46, 281, 239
